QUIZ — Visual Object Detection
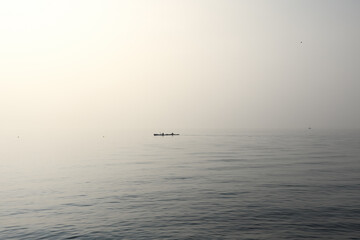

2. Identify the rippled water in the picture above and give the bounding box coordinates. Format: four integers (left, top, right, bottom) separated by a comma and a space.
1, 129, 360, 239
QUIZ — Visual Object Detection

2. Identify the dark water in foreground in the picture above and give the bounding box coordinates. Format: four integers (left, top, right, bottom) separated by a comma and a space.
1, 129, 360, 239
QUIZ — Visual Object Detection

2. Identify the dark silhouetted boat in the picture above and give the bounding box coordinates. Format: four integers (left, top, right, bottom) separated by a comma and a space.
154, 133, 179, 136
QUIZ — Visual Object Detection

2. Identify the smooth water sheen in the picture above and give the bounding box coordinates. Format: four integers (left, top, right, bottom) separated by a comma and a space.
1, 129, 360, 239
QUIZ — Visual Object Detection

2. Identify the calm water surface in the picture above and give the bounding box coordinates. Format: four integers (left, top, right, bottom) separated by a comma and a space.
1, 129, 360, 239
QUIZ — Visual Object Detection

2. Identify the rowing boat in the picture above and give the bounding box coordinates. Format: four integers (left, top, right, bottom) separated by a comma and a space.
154, 133, 179, 136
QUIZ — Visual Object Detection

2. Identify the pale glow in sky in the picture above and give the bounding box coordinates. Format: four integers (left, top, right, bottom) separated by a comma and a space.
1, 0, 359, 135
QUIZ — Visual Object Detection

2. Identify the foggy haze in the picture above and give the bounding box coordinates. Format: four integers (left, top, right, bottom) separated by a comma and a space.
1, 0, 359, 135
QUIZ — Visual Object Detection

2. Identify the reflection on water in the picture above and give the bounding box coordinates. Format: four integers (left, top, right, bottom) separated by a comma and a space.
1, 129, 360, 239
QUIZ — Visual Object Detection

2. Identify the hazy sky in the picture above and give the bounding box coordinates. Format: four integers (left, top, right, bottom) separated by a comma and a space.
1, 0, 359, 134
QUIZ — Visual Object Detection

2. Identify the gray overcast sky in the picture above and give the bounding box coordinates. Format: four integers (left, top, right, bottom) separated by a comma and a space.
0, 0, 359, 134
